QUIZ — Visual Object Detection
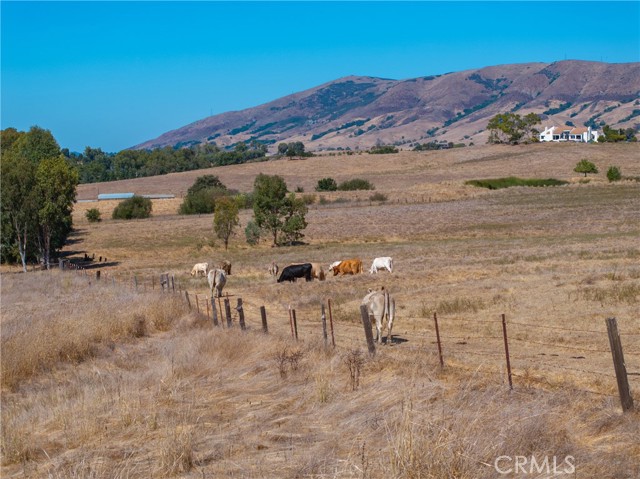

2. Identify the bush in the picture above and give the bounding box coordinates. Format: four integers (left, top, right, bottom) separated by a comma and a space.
465, 177, 569, 190
338, 178, 374, 191
85, 208, 101, 223
316, 177, 338, 191
369, 192, 387, 202
112, 196, 152, 220
179, 187, 229, 215
607, 166, 622, 182
368, 145, 398, 154
244, 220, 261, 246
302, 194, 316, 205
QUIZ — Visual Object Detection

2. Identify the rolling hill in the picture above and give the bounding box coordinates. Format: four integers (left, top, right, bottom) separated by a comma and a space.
133, 60, 640, 151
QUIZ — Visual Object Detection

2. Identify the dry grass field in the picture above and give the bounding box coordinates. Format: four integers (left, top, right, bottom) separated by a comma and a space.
2, 143, 640, 477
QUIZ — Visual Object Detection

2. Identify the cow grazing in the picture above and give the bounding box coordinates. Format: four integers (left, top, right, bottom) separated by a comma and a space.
191, 262, 209, 277
311, 262, 326, 281
331, 259, 363, 276
277, 263, 313, 283
362, 287, 396, 344
268, 261, 279, 278
207, 268, 227, 298
219, 260, 232, 275
369, 257, 393, 274
291, 262, 325, 281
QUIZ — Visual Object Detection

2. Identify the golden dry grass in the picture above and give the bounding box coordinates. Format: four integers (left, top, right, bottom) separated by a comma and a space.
2, 143, 640, 477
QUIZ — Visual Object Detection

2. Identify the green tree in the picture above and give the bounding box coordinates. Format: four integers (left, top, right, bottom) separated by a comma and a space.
316, 177, 338, 191
277, 143, 289, 156
0, 126, 73, 270
179, 175, 228, 214
574, 159, 598, 177
213, 197, 240, 250
252, 174, 307, 246
35, 156, 79, 268
244, 220, 261, 245
487, 112, 540, 144
1, 140, 39, 270
285, 141, 306, 157
280, 193, 308, 245
606, 166, 622, 182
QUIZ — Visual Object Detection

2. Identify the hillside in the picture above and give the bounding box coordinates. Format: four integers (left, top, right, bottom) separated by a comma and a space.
3, 144, 640, 477
133, 60, 640, 151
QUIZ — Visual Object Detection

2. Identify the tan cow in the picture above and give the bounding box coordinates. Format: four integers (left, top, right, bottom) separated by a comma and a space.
207, 268, 227, 298
291, 262, 325, 281
330, 259, 363, 276
191, 262, 209, 277
362, 287, 396, 345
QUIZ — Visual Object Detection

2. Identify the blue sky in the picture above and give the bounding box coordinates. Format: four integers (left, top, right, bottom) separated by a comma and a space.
2, 1, 639, 152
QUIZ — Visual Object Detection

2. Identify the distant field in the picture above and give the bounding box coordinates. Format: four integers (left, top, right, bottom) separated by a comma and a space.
2, 142, 639, 477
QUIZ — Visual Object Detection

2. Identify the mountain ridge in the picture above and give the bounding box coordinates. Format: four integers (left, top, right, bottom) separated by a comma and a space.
133, 60, 640, 151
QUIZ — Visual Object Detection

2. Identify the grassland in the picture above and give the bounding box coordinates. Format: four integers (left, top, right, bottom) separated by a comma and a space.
2, 143, 639, 477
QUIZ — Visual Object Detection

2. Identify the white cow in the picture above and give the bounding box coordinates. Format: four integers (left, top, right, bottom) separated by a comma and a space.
208, 268, 227, 298
369, 256, 393, 274
191, 262, 209, 277
361, 287, 396, 345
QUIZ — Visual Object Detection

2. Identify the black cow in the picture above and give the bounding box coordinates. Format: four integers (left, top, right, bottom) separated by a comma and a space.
277, 263, 313, 283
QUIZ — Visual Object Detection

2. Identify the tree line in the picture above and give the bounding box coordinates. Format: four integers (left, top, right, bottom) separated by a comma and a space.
65, 141, 269, 184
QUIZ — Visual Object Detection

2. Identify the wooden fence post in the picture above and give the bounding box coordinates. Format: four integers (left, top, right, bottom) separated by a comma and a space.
501, 313, 513, 390
260, 306, 268, 333
327, 299, 335, 348
433, 312, 444, 368
321, 304, 328, 348
134, 275, 138, 291
211, 297, 219, 327
185, 291, 192, 310
292, 309, 298, 341
224, 298, 232, 328
171, 275, 175, 292
606, 317, 634, 412
359, 304, 376, 356
236, 298, 246, 330
96, 270, 101, 281
288, 306, 295, 339
195, 294, 200, 314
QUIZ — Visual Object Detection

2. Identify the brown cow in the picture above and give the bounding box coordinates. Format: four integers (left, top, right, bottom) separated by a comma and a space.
330, 259, 363, 276
219, 260, 232, 275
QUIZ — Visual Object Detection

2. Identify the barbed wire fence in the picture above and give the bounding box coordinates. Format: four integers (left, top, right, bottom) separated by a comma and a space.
60, 259, 637, 413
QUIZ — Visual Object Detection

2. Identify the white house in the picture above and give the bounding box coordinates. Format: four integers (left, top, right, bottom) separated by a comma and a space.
539, 125, 600, 143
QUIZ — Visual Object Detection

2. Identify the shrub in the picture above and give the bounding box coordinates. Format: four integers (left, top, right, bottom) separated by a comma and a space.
607, 166, 622, 182
465, 177, 568, 190
316, 177, 338, 191
85, 208, 101, 223
338, 178, 374, 191
244, 220, 261, 246
112, 196, 152, 220
302, 194, 316, 205
369, 192, 387, 202
368, 145, 398, 154
179, 187, 228, 215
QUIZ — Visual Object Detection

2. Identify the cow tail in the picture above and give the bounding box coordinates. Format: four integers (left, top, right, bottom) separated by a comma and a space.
384, 289, 389, 323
